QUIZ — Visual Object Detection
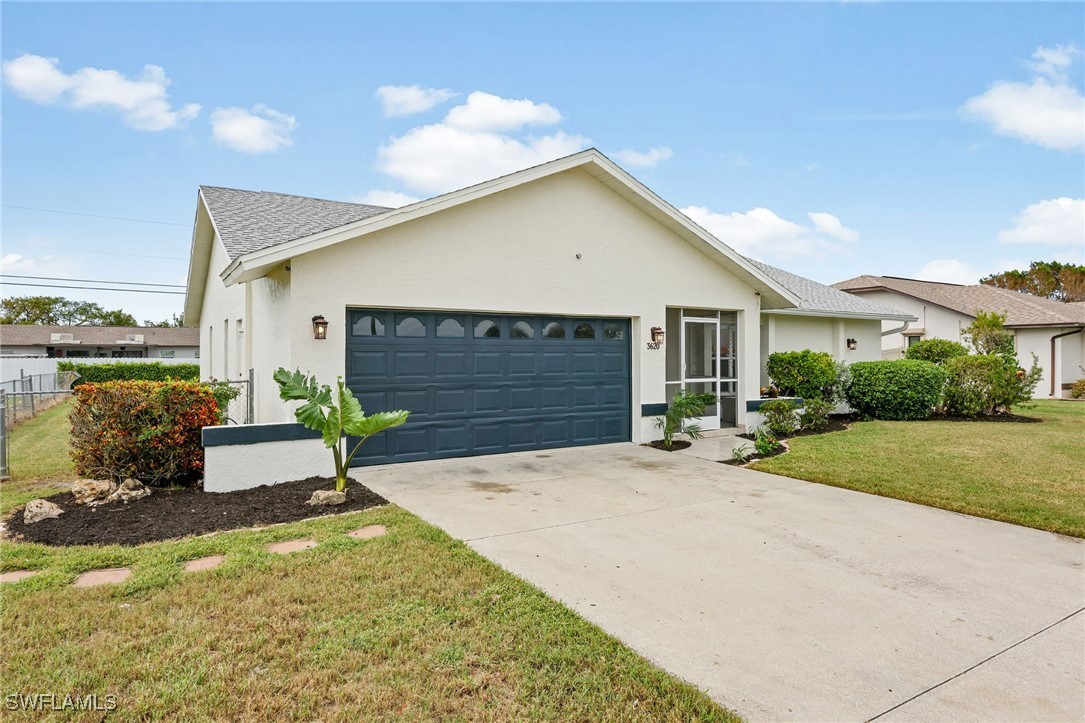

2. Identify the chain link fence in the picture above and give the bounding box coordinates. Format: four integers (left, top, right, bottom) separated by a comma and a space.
215, 370, 254, 425
1, 371, 79, 430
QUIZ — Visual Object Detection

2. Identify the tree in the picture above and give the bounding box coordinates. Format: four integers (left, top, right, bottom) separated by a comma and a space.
143, 313, 185, 327
0, 296, 137, 326
980, 261, 1085, 302
963, 310, 1015, 360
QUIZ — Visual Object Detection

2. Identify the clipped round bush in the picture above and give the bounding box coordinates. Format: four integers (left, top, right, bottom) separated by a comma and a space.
766, 350, 836, 399
904, 338, 969, 365
845, 360, 946, 420
758, 399, 799, 437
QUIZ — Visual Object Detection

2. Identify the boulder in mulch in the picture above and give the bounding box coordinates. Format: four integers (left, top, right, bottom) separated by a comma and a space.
306, 489, 347, 506
104, 479, 151, 504
72, 480, 117, 506
23, 499, 64, 525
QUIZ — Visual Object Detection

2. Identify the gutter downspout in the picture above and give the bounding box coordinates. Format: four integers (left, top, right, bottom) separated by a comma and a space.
1049, 327, 1084, 397
882, 320, 911, 337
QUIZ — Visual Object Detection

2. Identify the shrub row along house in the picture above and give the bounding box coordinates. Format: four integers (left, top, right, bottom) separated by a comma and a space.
183, 149, 914, 469
834, 275, 1085, 398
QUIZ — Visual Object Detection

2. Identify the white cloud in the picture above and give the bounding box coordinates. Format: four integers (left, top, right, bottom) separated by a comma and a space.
914, 259, 982, 285
1, 253, 38, 273
1027, 44, 1082, 81
997, 197, 1085, 247
443, 91, 562, 132
961, 45, 1085, 151
610, 146, 673, 168
375, 91, 588, 195
680, 206, 860, 259
350, 190, 420, 207
210, 105, 296, 154
375, 85, 457, 117
2, 54, 199, 131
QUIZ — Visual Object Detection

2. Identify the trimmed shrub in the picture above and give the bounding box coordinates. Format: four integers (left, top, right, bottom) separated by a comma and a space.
70, 380, 219, 485
905, 338, 969, 365
1072, 379, 1085, 399
58, 361, 200, 385
799, 397, 834, 432
765, 350, 836, 400
759, 399, 799, 437
943, 354, 1043, 416
845, 360, 946, 420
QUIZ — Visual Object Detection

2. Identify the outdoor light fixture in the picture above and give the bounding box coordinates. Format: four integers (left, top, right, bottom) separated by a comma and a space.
647, 326, 665, 350
847, 338, 858, 351
312, 315, 329, 340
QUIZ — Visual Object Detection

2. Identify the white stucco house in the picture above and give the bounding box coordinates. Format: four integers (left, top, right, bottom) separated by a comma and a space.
834, 275, 1085, 398
184, 150, 913, 468
0, 325, 199, 359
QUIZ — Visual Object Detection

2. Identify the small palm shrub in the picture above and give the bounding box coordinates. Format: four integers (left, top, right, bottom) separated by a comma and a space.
904, 339, 969, 365
654, 390, 718, 448
845, 360, 947, 420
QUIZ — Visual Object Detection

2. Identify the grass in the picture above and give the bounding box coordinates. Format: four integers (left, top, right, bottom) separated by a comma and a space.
752, 400, 1085, 538
1, 405, 736, 721
3, 399, 78, 514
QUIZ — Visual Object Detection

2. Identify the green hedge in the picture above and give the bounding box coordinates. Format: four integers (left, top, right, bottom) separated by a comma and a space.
765, 350, 836, 399
904, 338, 970, 365
845, 360, 946, 420
58, 361, 200, 385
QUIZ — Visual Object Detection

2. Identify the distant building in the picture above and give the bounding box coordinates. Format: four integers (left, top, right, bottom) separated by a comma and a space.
0, 325, 200, 359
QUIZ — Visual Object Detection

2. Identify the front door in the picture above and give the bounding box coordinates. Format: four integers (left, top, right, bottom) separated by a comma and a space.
682, 316, 722, 431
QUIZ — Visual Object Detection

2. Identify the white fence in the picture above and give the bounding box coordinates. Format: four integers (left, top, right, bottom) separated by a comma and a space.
1, 357, 197, 382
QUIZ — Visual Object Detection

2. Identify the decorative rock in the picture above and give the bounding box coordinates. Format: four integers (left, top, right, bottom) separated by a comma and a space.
306, 490, 347, 506
104, 479, 151, 504
23, 499, 64, 525
0, 570, 39, 583
348, 525, 388, 540
184, 555, 226, 573
267, 539, 318, 555
73, 567, 131, 588
72, 479, 117, 505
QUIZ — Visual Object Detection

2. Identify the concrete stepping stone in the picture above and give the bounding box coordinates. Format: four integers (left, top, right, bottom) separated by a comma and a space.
267, 538, 318, 555
184, 555, 226, 572
0, 570, 39, 583
73, 567, 131, 588
348, 525, 388, 540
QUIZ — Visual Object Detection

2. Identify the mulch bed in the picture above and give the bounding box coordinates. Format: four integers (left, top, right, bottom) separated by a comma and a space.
739, 415, 854, 441
720, 445, 788, 466
925, 412, 1043, 424
644, 440, 692, 452
5, 477, 387, 547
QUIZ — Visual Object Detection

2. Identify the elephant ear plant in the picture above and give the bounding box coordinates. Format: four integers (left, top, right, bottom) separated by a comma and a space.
273, 368, 410, 492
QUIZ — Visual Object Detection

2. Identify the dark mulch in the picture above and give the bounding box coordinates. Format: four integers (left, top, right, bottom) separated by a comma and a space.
925, 412, 1043, 424
644, 440, 692, 452
5, 477, 387, 547
739, 415, 854, 441
720, 445, 788, 466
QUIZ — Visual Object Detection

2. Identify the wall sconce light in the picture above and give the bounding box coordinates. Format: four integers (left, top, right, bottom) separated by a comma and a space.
312, 315, 329, 340
647, 326, 665, 350
846, 338, 857, 351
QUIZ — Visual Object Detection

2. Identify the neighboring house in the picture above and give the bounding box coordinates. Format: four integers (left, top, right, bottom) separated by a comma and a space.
184, 149, 913, 466
0, 325, 200, 359
833, 275, 1085, 398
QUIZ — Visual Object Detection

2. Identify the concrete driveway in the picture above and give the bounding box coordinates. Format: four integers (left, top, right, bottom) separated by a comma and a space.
361, 443, 1085, 721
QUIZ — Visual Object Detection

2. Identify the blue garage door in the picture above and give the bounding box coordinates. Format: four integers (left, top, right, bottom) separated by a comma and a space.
346, 309, 631, 465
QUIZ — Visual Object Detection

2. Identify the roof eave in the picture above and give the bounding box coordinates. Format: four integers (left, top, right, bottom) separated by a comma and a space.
762, 307, 918, 322
182, 190, 218, 327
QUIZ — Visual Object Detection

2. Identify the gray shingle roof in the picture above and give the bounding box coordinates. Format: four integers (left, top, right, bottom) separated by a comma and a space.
1, 325, 200, 347
745, 259, 914, 319
833, 275, 1085, 327
200, 186, 392, 259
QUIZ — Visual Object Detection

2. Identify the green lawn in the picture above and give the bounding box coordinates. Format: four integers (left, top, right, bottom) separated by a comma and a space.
3, 399, 78, 515
752, 400, 1085, 538
1, 404, 735, 721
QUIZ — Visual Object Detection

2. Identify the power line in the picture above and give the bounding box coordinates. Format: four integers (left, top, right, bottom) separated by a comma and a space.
0, 281, 186, 295
2, 204, 189, 227
2, 274, 185, 288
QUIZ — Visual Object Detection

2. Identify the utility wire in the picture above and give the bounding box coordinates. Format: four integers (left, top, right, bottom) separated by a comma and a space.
2, 274, 185, 288
0, 281, 186, 295
2, 204, 189, 227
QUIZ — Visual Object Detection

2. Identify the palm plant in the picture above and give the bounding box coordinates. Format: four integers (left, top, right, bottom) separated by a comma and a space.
654, 390, 718, 447
273, 368, 410, 492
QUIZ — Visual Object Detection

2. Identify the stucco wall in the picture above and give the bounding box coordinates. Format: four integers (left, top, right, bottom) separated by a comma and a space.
198, 235, 247, 382
286, 167, 763, 439
203, 435, 333, 492
760, 314, 883, 387
1017, 327, 1084, 398
850, 289, 969, 356
248, 265, 294, 422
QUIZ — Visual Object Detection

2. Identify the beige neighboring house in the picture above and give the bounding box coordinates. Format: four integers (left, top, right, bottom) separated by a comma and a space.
0, 325, 200, 359
833, 275, 1085, 398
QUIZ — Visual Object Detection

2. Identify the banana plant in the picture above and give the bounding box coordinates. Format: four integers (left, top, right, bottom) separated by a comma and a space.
273, 368, 410, 492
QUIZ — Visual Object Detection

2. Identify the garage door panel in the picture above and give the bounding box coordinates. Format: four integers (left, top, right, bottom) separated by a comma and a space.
347, 310, 631, 465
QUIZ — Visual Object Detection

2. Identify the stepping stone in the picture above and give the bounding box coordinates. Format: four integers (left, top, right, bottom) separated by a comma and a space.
267, 539, 318, 555
184, 555, 226, 573
348, 525, 388, 540
0, 570, 39, 583
73, 567, 131, 588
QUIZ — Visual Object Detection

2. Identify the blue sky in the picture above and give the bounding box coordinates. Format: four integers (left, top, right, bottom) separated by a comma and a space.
3, 2, 1083, 323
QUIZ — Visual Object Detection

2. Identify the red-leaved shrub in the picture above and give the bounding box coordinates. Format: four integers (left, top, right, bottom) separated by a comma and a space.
70, 381, 220, 486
